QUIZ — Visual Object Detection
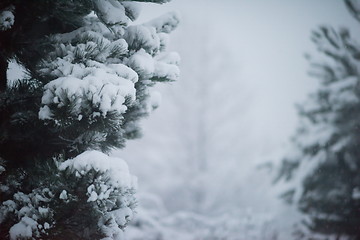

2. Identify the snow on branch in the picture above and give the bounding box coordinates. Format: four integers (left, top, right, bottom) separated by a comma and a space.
0, 6, 15, 31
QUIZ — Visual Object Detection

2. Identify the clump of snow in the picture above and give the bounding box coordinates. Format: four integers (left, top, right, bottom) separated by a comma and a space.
123, 12, 180, 56
59, 150, 137, 189
0, 8, 15, 31
122, 2, 142, 21
146, 12, 181, 34
59, 190, 68, 200
92, 0, 142, 37
124, 25, 160, 54
2, 200, 16, 211
127, 49, 180, 81
154, 61, 180, 80
38, 207, 49, 217
1, 188, 55, 239
114, 207, 133, 226
94, 0, 129, 26
38, 105, 53, 120
9, 216, 38, 240
127, 49, 155, 79
59, 151, 137, 238
153, 52, 180, 81
43, 222, 50, 229
39, 64, 137, 120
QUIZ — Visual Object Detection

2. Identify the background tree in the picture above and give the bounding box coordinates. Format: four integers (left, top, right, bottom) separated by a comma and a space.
118, 25, 279, 240
0, 0, 179, 239
276, 0, 360, 239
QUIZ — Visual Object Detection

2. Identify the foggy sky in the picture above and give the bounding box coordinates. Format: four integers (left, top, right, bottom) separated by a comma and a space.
134, 0, 360, 164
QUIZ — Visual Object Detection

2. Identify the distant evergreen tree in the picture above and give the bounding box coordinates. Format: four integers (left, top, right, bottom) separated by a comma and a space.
276, 1, 360, 239
0, 0, 179, 239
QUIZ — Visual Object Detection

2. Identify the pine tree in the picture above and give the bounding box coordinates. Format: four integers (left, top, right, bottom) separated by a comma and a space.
276, 1, 360, 239
0, 1, 179, 239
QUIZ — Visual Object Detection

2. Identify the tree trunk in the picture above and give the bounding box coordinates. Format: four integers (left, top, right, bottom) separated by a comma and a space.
0, 55, 7, 92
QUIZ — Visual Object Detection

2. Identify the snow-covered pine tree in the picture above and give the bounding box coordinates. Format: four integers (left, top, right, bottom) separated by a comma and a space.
276, 1, 360, 239
0, 1, 179, 239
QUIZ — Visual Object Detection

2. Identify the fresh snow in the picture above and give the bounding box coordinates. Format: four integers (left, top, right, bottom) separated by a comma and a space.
0, 8, 15, 31
127, 49, 155, 79
145, 12, 181, 34
94, 0, 129, 25
59, 150, 137, 190
9, 217, 38, 240
39, 65, 137, 119
59, 151, 137, 238
59, 190, 68, 200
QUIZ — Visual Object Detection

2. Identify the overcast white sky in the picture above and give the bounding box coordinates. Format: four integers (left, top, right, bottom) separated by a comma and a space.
133, 0, 360, 162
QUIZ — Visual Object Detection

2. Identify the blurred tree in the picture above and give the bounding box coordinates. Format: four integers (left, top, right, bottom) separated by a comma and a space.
151, 34, 250, 214
120, 27, 280, 240
276, 1, 360, 239
0, 0, 179, 239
